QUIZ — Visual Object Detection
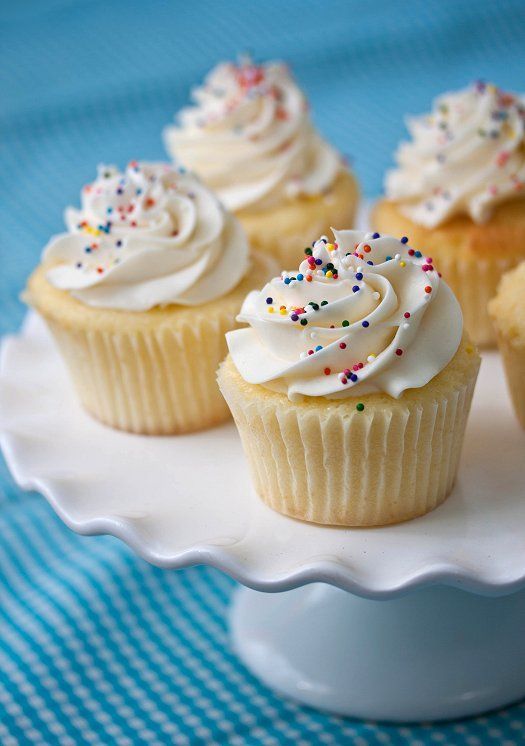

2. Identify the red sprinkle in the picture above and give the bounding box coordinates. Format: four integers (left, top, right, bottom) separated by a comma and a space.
324, 367, 331, 375
425, 285, 432, 293
396, 348, 403, 356
404, 312, 411, 319
339, 342, 346, 349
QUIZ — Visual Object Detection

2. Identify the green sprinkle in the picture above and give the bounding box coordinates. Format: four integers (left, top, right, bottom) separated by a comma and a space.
305, 248, 313, 256
356, 403, 365, 412
321, 300, 328, 306
300, 318, 308, 326
342, 320, 349, 327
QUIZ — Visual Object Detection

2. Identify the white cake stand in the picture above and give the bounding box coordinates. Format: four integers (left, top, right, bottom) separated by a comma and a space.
1, 313, 525, 722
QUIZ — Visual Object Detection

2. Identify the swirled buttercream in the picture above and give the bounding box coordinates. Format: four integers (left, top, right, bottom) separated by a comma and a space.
385, 81, 525, 227
164, 59, 342, 212
43, 162, 249, 310
226, 230, 462, 400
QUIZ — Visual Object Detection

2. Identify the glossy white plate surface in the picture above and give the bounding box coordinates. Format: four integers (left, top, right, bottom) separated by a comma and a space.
1, 312, 524, 599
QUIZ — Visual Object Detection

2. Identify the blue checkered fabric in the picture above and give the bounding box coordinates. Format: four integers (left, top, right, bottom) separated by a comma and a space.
2, 1, 525, 742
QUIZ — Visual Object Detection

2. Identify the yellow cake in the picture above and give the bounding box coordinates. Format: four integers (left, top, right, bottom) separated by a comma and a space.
489, 261, 525, 428
374, 82, 525, 347
238, 170, 359, 269
373, 197, 525, 347
218, 230, 480, 527
164, 58, 359, 269
25, 161, 274, 435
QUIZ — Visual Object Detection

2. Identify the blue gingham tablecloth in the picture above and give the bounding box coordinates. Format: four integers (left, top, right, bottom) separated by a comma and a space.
2, 1, 525, 743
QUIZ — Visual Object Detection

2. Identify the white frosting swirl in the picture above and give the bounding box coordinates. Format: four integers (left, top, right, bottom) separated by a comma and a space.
386, 82, 525, 227
43, 162, 249, 311
164, 59, 342, 212
227, 230, 462, 400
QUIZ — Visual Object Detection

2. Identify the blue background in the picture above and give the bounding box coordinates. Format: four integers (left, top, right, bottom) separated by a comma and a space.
2, 1, 525, 743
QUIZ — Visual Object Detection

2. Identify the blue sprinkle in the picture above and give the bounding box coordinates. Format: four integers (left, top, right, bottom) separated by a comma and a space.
116, 240, 123, 247
315, 345, 323, 351
350, 374, 358, 382
385, 256, 392, 261
76, 262, 82, 268
415, 250, 422, 258
401, 236, 409, 244
297, 273, 304, 281
84, 247, 92, 253
352, 285, 360, 292
372, 232, 380, 239
284, 277, 291, 285
362, 320, 369, 328
315, 258, 322, 265
107, 207, 113, 214
266, 297, 273, 304
366, 260, 374, 265
355, 272, 363, 281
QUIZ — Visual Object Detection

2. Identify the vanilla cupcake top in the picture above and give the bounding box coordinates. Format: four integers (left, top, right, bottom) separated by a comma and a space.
164, 58, 342, 212
43, 162, 249, 311
226, 230, 462, 401
489, 261, 525, 346
386, 81, 525, 228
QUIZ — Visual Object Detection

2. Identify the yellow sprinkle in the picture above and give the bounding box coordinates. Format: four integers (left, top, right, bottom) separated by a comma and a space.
326, 243, 335, 251
267, 307, 274, 313
466, 345, 474, 354
280, 308, 287, 315
325, 270, 333, 278
399, 261, 406, 267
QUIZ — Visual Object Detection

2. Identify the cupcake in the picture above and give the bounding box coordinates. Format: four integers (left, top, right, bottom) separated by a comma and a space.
218, 230, 480, 526
373, 81, 525, 347
489, 261, 525, 428
164, 58, 359, 269
26, 161, 273, 435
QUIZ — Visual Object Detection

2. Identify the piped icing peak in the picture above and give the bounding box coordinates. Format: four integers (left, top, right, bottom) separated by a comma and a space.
386, 81, 525, 227
164, 58, 342, 212
43, 161, 249, 311
226, 230, 462, 401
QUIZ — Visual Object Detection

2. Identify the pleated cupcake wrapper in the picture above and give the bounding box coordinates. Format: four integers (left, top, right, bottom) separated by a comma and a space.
219, 364, 478, 526
437, 251, 516, 348
495, 332, 525, 429
44, 312, 234, 435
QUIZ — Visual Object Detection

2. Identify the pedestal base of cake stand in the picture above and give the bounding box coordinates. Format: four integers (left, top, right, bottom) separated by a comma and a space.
231, 583, 525, 722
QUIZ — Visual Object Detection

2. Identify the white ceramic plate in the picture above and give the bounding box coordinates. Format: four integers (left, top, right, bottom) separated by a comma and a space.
1, 312, 524, 599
